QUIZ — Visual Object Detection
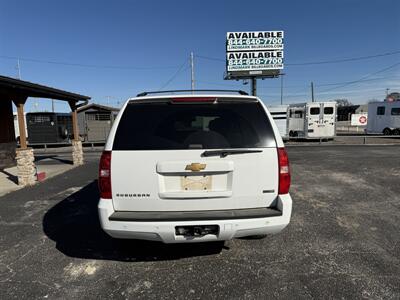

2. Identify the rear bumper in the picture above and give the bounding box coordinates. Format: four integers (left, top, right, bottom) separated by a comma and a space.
98, 194, 292, 243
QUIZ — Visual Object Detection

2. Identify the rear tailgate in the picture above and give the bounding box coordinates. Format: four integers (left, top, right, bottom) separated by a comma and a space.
110, 96, 278, 212
111, 149, 278, 211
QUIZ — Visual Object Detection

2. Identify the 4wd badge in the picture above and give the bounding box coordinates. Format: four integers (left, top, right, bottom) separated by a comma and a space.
185, 163, 206, 172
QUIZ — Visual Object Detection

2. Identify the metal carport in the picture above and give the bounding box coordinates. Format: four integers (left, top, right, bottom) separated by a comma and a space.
0, 75, 90, 185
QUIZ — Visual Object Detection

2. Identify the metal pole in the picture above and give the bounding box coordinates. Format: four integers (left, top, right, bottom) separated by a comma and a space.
280, 75, 284, 105
17, 59, 21, 79
251, 77, 257, 96
190, 52, 195, 91
51, 99, 55, 113
311, 81, 315, 102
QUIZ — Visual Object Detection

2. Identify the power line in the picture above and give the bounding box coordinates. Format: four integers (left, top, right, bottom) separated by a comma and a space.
319, 61, 400, 93
195, 55, 225, 62
197, 80, 244, 87
200, 75, 400, 91
259, 65, 400, 98
2, 49, 399, 72
158, 61, 189, 90
316, 76, 399, 87
287, 50, 400, 66
0, 54, 181, 70
196, 49, 400, 66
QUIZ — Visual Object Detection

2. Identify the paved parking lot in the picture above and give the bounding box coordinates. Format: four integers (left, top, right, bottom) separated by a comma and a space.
0, 146, 399, 299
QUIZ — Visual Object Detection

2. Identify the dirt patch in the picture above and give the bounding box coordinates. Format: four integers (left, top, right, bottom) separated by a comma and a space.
63, 261, 99, 279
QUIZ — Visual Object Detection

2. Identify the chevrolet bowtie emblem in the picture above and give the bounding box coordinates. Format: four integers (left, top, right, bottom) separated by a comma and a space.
185, 163, 206, 172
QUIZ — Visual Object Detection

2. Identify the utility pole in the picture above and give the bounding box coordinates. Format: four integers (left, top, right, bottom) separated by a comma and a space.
251, 78, 257, 96
280, 73, 285, 105
190, 52, 195, 91
16, 59, 21, 79
51, 99, 55, 112
311, 81, 315, 102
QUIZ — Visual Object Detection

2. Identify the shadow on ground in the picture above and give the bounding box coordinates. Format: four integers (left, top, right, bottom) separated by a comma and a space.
35, 154, 73, 165
0, 169, 18, 184
42, 181, 224, 262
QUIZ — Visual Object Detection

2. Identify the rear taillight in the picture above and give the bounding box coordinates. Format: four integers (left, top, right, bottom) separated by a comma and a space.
99, 151, 112, 199
277, 147, 291, 195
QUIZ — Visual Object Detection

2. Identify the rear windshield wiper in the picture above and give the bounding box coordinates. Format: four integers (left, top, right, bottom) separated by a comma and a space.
201, 149, 263, 158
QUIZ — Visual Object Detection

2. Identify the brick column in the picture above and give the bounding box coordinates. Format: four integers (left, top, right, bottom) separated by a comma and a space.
72, 140, 84, 165
16, 148, 36, 186
69, 101, 84, 166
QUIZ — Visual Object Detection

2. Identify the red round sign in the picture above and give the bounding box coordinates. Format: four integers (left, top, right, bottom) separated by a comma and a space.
359, 116, 367, 124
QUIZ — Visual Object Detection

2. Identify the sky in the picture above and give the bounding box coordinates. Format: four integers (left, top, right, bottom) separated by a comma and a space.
1, 0, 400, 112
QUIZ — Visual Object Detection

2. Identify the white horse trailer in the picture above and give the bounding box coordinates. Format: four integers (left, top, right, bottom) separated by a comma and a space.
13, 112, 28, 142
287, 102, 336, 139
366, 101, 400, 135
267, 105, 288, 139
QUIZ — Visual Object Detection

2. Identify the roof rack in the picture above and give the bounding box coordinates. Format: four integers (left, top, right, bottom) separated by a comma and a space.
136, 89, 249, 97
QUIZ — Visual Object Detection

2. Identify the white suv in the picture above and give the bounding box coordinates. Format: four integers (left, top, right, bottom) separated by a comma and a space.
98, 91, 292, 243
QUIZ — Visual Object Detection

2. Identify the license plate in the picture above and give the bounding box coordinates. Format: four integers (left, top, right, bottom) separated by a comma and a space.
181, 175, 212, 191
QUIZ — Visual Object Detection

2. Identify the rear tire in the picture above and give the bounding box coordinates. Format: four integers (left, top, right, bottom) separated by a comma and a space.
383, 128, 392, 135
393, 129, 400, 136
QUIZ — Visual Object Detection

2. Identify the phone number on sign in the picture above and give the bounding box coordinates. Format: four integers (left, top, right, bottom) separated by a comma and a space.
228, 38, 283, 45
228, 58, 283, 65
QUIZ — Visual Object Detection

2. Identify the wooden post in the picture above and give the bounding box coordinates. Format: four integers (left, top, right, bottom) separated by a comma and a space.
12, 97, 28, 149
69, 101, 79, 141
71, 109, 79, 141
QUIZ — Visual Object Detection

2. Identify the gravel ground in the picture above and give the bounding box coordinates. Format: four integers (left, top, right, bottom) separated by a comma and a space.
0, 146, 399, 299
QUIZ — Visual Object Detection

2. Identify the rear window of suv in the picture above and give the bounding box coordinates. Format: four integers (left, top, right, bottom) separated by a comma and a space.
112, 100, 276, 150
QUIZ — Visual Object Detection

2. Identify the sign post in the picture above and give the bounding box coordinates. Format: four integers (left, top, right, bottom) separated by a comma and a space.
225, 31, 284, 96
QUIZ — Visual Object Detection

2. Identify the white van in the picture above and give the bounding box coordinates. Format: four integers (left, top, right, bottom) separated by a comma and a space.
98, 91, 292, 243
287, 102, 336, 139
366, 101, 400, 135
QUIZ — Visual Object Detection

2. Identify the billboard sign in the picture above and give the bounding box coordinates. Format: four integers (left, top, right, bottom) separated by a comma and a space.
225, 30, 284, 78
227, 50, 284, 72
227, 31, 284, 51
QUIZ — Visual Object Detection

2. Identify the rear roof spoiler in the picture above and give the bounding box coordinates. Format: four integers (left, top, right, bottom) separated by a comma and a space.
136, 90, 249, 97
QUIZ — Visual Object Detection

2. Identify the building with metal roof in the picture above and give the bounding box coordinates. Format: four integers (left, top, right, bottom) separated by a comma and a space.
0, 75, 90, 185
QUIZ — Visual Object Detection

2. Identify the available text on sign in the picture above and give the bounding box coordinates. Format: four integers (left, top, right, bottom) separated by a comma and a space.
226, 31, 284, 51
227, 50, 284, 72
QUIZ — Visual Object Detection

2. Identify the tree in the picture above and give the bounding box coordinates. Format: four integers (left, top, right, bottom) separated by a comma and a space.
387, 92, 400, 101
334, 99, 352, 107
